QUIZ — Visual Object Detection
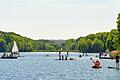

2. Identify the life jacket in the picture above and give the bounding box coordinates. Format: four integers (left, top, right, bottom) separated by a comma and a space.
95, 61, 100, 66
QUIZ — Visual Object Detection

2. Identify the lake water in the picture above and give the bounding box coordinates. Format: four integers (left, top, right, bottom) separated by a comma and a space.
0, 52, 120, 80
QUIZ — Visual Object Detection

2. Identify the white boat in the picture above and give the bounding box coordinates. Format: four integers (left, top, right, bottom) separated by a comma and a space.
1, 41, 19, 59
99, 52, 112, 59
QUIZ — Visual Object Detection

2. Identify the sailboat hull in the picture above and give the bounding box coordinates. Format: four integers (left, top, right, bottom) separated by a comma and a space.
1, 57, 17, 59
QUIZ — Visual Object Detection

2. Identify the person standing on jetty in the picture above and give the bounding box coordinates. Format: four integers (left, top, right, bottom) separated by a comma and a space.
116, 54, 119, 69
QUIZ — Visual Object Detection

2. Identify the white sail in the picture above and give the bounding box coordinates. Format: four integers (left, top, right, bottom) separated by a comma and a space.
12, 41, 18, 52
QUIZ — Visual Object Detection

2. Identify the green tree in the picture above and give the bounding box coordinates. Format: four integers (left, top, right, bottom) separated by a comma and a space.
92, 38, 104, 52
106, 29, 119, 51
64, 39, 76, 50
78, 38, 87, 52
86, 39, 93, 53
117, 13, 120, 40
0, 38, 6, 52
116, 13, 120, 50
86, 34, 96, 41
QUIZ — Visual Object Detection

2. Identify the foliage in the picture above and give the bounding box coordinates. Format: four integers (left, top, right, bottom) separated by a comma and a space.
63, 39, 76, 50
0, 38, 6, 52
117, 13, 120, 39
0, 32, 65, 52
0, 29, 119, 53
117, 13, 120, 49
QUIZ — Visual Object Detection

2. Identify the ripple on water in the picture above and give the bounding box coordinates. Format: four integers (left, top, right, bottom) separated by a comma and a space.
0, 52, 120, 80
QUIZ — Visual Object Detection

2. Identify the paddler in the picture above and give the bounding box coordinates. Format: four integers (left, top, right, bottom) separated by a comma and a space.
90, 58, 101, 68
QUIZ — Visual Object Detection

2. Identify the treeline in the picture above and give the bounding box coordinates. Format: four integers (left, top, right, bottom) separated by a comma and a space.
63, 29, 119, 53
0, 13, 120, 53
0, 29, 119, 53
63, 13, 120, 53
0, 31, 64, 52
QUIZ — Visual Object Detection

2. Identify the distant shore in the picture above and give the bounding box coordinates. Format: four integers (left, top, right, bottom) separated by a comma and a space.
33, 50, 80, 52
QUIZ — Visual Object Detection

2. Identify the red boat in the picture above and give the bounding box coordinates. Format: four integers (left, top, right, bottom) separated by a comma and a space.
92, 66, 102, 68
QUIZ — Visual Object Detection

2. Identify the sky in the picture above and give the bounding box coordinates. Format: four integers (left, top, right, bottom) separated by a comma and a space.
0, 0, 120, 40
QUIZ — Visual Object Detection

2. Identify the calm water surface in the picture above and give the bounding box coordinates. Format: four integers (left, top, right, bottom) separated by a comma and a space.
0, 52, 120, 80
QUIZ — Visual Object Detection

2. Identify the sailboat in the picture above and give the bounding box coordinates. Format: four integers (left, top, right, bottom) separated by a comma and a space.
1, 41, 19, 59
11, 41, 19, 56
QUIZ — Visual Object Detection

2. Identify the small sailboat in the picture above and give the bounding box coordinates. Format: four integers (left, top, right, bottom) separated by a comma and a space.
1, 41, 19, 59
11, 41, 19, 57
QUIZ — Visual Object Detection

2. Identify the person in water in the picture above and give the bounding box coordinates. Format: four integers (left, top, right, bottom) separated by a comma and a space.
116, 54, 119, 69
94, 61, 100, 67
79, 54, 82, 58
90, 58, 101, 67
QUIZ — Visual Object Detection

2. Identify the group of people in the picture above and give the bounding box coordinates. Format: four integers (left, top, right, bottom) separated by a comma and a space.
58, 51, 119, 69
58, 51, 69, 60
79, 53, 88, 58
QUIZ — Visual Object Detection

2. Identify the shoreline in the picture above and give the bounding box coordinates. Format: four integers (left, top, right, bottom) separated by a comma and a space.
32, 50, 80, 52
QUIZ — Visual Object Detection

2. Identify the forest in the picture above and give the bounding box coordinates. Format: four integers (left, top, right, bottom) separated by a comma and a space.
0, 13, 120, 53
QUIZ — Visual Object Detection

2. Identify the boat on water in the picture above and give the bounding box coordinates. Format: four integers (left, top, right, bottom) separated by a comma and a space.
99, 51, 112, 59
91, 59, 102, 69
1, 41, 19, 59
92, 66, 102, 69
99, 57, 113, 59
